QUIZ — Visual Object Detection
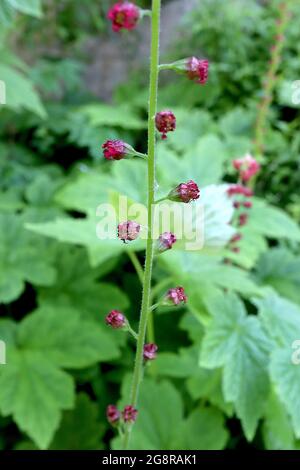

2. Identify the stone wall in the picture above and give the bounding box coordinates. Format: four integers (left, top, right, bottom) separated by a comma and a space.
84, 0, 197, 100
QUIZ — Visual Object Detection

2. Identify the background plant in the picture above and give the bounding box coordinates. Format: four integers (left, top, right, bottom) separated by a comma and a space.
0, 0, 300, 451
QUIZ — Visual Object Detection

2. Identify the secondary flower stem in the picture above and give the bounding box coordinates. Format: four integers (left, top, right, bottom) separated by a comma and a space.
122, 0, 161, 450
127, 251, 144, 284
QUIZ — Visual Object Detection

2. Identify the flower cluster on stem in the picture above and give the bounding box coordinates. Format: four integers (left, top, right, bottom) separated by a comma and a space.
102, 0, 209, 449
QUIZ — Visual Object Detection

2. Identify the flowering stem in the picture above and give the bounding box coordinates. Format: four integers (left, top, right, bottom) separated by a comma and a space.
154, 196, 168, 204
127, 251, 144, 284
253, 1, 290, 159
122, 0, 161, 450
146, 310, 156, 344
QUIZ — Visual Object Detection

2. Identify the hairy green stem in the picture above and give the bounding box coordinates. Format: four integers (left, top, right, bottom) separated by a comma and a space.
122, 0, 161, 450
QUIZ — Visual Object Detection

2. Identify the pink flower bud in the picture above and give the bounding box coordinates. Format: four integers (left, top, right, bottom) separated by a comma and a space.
238, 213, 248, 227
243, 187, 253, 198
157, 232, 177, 252
186, 57, 209, 85
227, 185, 253, 198
106, 405, 121, 424
230, 233, 242, 244
102, 139, 130, 160
118, 220, 141, 242
166, 286, 187, 306
231, 246, 240, 253
107, 1, 140, 32
105, 310, 126, 329
123, 405, 138, 423
243, 201, 253, 209
232, 154, 260, 182
143, 343, 158, 361
155, 110, 176, 140
233, 201, 241, 209
168, 180, 200, 203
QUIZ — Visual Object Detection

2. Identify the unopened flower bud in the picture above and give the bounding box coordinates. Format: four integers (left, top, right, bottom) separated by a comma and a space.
157, 232, 177, 253
118, 220, 141, 242
230, 233, 242, 244
107, 2, 140, 32
166, 286, 187, 306
106, 405, 121, 425
143, 343, 158, 361
161, 57, 209, 85
102, 139, 137, 161
155, 110, 176, 140
238, 213, 248, 227
123, 405, 138, 423
105, 310, 126, 329
168, 180, 200, 203
232, 153, 260, 182
227, 185, 253, 198
186, 57, 209, 84
243, 201, 253, 209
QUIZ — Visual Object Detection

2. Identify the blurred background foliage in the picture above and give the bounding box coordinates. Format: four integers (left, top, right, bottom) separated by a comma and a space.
0, 0, 300, 451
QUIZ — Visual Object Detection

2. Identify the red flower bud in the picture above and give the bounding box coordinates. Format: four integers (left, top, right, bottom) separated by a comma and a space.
107, 1, 140, 32
157, 232, 177, 252
105, 310, 126, 329
166, 286, 187, 306
243, 201, 253, 209
118, 220, 141, 242
143, 343, 158, 361
233, 201, 241, 209
123, 405, 138, 423
102, 139, 131, 160
187, 57, 209, 85
230, 233, 242, 244
231, 246, 240, 253
238, 213, 248, 227
106, 405, 121, 424
155, 110, 176, 140
227, 185, 253, 198
232, 154, 260, 182
168, 180, 200, 203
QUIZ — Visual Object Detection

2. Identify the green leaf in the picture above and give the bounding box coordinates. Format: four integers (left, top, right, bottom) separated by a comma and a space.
0, 1, 15, 25
270, 349, 300, 439
49, 393, 104, 450
155, 347, 198, 378
187, 368, 233, 416
18, 306, 121, 367
114, 380, 183, 450
26, 216, 124, 267
256, 292, 300, 345
79, 103, 146, 130
200, 292, 271, 440
256, 293, 300, 439
37, 247, 129, 323
174, 407, 228, 450
158, 134, 226, 187
160, 109, 215, 153
160, 251, 261, 298
263, 390, 296, 450
26, 214, 145, 267
0, 63, 46, 117
0, 349, 74, 449
248, 198, 300, 241
255, 248, 300, 305
0, 319, 17, 346
6, 0, 42, 17
0, 213, 56, 303
55, 172, 109, 214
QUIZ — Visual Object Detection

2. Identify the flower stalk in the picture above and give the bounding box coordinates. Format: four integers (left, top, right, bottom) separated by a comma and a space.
122, 0, 161, 450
